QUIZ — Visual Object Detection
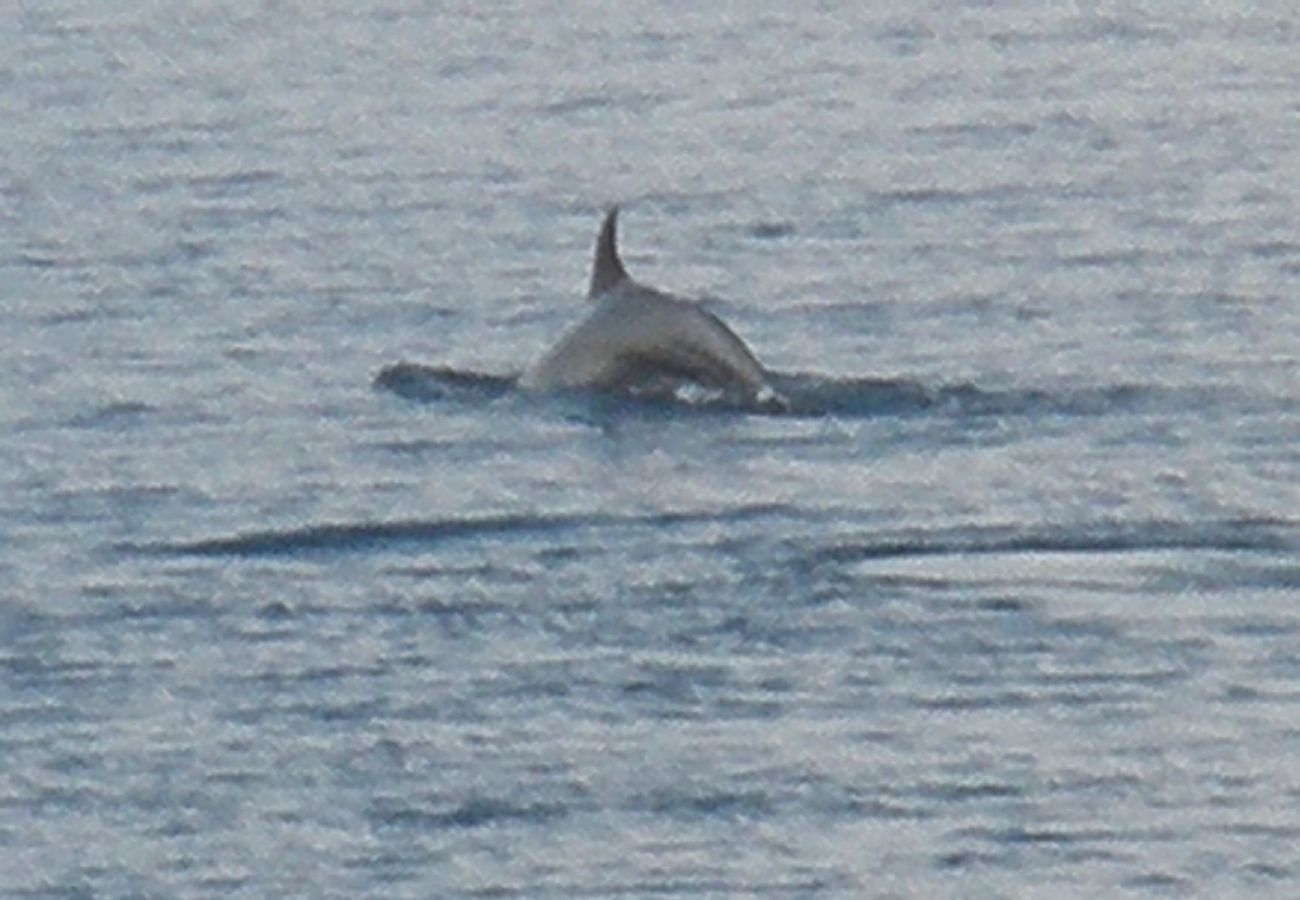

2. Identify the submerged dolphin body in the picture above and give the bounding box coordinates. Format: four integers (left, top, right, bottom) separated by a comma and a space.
520, 208, 776, 404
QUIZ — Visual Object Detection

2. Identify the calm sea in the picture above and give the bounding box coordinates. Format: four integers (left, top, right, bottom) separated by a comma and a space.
3, 3, 1300, 897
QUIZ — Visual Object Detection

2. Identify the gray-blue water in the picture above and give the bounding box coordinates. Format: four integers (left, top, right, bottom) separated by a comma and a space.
4, 3, 1300, 896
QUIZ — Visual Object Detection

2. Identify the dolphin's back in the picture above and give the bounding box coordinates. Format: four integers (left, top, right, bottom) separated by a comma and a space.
520, 209, 771, 399
521, 285, 766, 396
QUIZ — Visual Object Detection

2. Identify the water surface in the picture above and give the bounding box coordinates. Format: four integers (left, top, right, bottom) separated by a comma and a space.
3, 3, 1300, 897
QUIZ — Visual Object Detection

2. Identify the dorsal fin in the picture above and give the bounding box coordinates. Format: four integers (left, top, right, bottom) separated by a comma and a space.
588, 205, 629, 298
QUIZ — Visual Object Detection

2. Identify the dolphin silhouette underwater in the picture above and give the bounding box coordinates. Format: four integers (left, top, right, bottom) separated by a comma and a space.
520, 208, 781, 406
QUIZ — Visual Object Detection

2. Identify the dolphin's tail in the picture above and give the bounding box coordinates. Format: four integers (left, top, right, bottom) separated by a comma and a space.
589, 205, 629, 298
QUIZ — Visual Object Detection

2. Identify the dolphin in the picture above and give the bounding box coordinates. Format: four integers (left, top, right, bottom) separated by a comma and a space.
519, 207, 778, 405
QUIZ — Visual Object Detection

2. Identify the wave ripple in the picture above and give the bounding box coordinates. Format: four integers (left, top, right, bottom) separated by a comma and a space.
374, 362, 1168, 419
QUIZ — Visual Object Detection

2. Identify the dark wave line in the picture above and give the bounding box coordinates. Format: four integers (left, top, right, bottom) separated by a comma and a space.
134, 504, 796, 558
812, 517, 1300, 564
133, 510, 1297, 561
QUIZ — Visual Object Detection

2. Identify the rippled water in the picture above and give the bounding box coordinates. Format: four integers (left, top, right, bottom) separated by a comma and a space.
4, 3, 1300, 897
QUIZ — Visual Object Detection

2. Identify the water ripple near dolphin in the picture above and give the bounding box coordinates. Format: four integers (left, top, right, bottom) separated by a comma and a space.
373, 361, 1179, 420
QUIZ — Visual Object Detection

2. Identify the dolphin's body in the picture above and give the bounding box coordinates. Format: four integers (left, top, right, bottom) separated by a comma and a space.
520, 208, 774, 403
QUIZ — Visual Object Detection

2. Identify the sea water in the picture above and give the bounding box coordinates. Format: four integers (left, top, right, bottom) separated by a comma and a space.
3, 2, 1300, 896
